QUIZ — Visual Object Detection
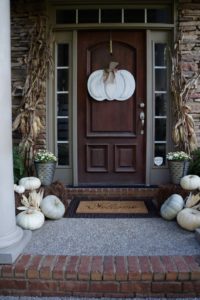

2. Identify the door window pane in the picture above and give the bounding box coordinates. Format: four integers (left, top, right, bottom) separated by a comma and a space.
57, 119, 69, 141
79, 9, 99, 23
101, 9, 121, 23
155, 69, 167, 91
57, 143, 69, 166
155, 119, 166, 141
124, 9, 144, 23
56, 10, 76, 24
147, 9, 171, 23
57, 44, 69, 67
155, 94, 167, 116
154, 144, 166, 166
57, 69, 69, 91
57, 94, 68, 116
155, 44, 167, 66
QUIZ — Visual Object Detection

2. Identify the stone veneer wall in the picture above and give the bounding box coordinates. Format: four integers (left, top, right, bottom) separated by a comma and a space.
178, 0, 200, 145
11, 0, 47, 148
11, 0, 200, 147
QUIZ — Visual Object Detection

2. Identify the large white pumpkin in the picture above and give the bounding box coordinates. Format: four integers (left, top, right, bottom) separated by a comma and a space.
177, 208, 200, 231
160, 194, 184, 220
40, 195, 65, 220
19, 177, 41, 190
87, 69, 135, 101
180, 175, 200, 191
16, 209, 44, 230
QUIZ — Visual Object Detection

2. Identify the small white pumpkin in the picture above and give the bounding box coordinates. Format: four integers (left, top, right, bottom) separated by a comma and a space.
19, 177, 41, 190
14, 184, 25, 194
177, 208, 200, 231
160, 194, 184, 220
16, 209, 44, 230
180, 175, 200, 191
40, 195, 65, 220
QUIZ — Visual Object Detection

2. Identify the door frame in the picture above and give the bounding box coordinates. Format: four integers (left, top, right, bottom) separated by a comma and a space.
47, 2, 176, 185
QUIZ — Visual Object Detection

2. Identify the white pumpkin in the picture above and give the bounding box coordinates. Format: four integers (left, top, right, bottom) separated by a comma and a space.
177, 208, 200, 231
160, 194, 184, 220
87, 69, 135, 101
14, 184, 25, 194
40, 195, 65, 220
16, 209, 44, 230
180, 175, 200, 191
19, 177, 41, 190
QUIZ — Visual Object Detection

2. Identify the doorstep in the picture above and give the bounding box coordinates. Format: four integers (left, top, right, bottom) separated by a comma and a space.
0, 254, 200, 297
65, 184, 188, 208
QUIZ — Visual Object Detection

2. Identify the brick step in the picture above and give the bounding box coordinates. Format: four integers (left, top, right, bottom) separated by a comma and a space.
0, 254, 200, 297
66, 185, 188, 209
67, 186, 159, 198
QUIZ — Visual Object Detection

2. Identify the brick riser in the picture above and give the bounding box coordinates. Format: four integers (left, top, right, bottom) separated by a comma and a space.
1, 255, 200, 297
67, 187, 158, 198
66, 185, 188, 209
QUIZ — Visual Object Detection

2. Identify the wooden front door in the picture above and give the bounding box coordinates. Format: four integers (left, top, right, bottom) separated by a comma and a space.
78, 30, 146, 185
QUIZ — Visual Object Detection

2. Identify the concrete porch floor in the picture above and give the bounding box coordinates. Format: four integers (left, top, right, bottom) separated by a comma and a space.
23, 217, 199, 256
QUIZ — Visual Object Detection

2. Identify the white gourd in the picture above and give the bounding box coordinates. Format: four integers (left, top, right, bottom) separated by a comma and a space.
19, 177, 41, 190
40, 195, 65, 220
177, 208, 200, 231
160, 194, 184, 220
180, 175, 200, 191
16, 209, 44, 230
14, 184, 25, 194
87, 69, 135, 101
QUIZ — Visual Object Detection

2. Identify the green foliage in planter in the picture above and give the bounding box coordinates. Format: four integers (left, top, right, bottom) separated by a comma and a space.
13, 146, 25, 183
189, 148, 200, 176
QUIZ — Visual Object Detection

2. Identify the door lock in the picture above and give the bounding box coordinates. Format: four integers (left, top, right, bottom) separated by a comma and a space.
139, 102, 145, 108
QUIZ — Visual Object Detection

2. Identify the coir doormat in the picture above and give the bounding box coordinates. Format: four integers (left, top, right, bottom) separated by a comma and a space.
66, 198, 159, 218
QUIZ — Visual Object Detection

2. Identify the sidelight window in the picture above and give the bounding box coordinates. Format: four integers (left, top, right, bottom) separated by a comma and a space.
153, 42, 168, 167
56, 43, 70, 166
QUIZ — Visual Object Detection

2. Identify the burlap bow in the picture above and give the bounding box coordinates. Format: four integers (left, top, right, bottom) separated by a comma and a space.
103, 61, 119, 83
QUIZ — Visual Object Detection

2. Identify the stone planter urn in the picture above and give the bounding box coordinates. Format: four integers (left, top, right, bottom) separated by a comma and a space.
168, 160, 190, 185
34, 162, 56, 186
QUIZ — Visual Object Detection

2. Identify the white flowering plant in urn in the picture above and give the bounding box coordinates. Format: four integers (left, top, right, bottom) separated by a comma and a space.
166, 151, 191, 161
34, 149, 57, 163
34, 150, 57, 186
167, 151, 191, 185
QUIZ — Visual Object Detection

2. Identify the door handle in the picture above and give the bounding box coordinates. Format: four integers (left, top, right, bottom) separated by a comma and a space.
140, 111, 145, 127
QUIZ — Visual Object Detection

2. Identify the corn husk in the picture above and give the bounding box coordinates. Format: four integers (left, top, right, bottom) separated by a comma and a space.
185, 192, 200, 208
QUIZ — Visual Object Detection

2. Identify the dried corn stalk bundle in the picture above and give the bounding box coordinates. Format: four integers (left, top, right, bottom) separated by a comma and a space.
12, 16, 53, 174
170, 37, 199, 155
